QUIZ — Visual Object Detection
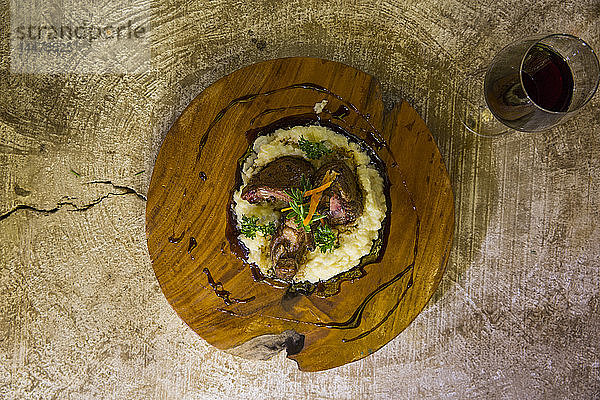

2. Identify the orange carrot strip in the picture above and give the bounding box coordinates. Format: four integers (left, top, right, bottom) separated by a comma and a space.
303, 191, 324, 226
302, 171, 338, 226
303, 171, 339, 197
303, 181, 334, 197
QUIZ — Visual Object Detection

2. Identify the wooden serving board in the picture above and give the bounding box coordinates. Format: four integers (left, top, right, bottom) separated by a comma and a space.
146, 57, 454, 371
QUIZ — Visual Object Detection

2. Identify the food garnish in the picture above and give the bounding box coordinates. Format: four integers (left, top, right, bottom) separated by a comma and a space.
240, 215, 276, 239
283, 170, 339, 231
298, 136, 332, 159
314, 224, 339, 253
303, 175, 336, 197
280, 171, 337, 213
302, 170, 338, 226
284, 186, 325, 233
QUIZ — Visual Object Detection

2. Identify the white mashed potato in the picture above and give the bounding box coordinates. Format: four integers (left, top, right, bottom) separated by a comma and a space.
232, 124, 386, 283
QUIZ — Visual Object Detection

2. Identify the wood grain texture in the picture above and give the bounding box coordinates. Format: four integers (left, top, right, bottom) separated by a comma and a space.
2, 0, 600, 397
146, 58, 454, 371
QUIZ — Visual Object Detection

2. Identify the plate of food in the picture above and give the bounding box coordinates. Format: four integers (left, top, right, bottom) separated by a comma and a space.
146, 57, 454, 371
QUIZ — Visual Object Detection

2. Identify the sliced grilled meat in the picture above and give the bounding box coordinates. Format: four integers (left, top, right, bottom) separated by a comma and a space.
314, 159, 363, 226
270, 218, 313, 281
241, 156, 314, 204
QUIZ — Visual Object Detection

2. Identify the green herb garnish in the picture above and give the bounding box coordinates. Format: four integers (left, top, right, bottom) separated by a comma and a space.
314, 224, 338, 253
258, 221, 276, 236
298, 136, 332, 159
240, 215, 276, 239
284, 177, 325, 232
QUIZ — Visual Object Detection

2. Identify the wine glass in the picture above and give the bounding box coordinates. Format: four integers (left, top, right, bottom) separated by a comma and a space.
462, 34, 600, 137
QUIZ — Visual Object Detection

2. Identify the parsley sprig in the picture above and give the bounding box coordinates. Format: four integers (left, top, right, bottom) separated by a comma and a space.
240, 215, 276, 239
313, 224, 339, 253
298, 136, 332, 160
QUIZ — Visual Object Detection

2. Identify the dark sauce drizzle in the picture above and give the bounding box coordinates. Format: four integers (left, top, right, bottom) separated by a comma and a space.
331, 104, 351, 119
219, 219, 419, 342
196, 83, 399, 166
203, 268, 256, 306
197, 82, 420, 342
168, 231, 185, 244
195, 128, 210, 162
187, 237, 197, 254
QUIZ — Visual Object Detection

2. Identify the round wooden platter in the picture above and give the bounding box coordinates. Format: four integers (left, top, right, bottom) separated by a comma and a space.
146, 57, 454, 371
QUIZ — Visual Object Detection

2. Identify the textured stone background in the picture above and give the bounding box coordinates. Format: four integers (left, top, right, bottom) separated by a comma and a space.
1, 0, 600, 398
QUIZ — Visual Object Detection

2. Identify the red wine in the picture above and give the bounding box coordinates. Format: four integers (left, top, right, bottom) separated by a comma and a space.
484, 41, 576, 131
521, 44, 574, 112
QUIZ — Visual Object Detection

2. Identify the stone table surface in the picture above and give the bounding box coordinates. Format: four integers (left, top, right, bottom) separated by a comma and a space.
1, 0, 599, 398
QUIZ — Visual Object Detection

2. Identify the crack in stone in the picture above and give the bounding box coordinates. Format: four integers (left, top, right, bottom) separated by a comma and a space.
0, 181, 147, 222
84, 180, 148, 201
